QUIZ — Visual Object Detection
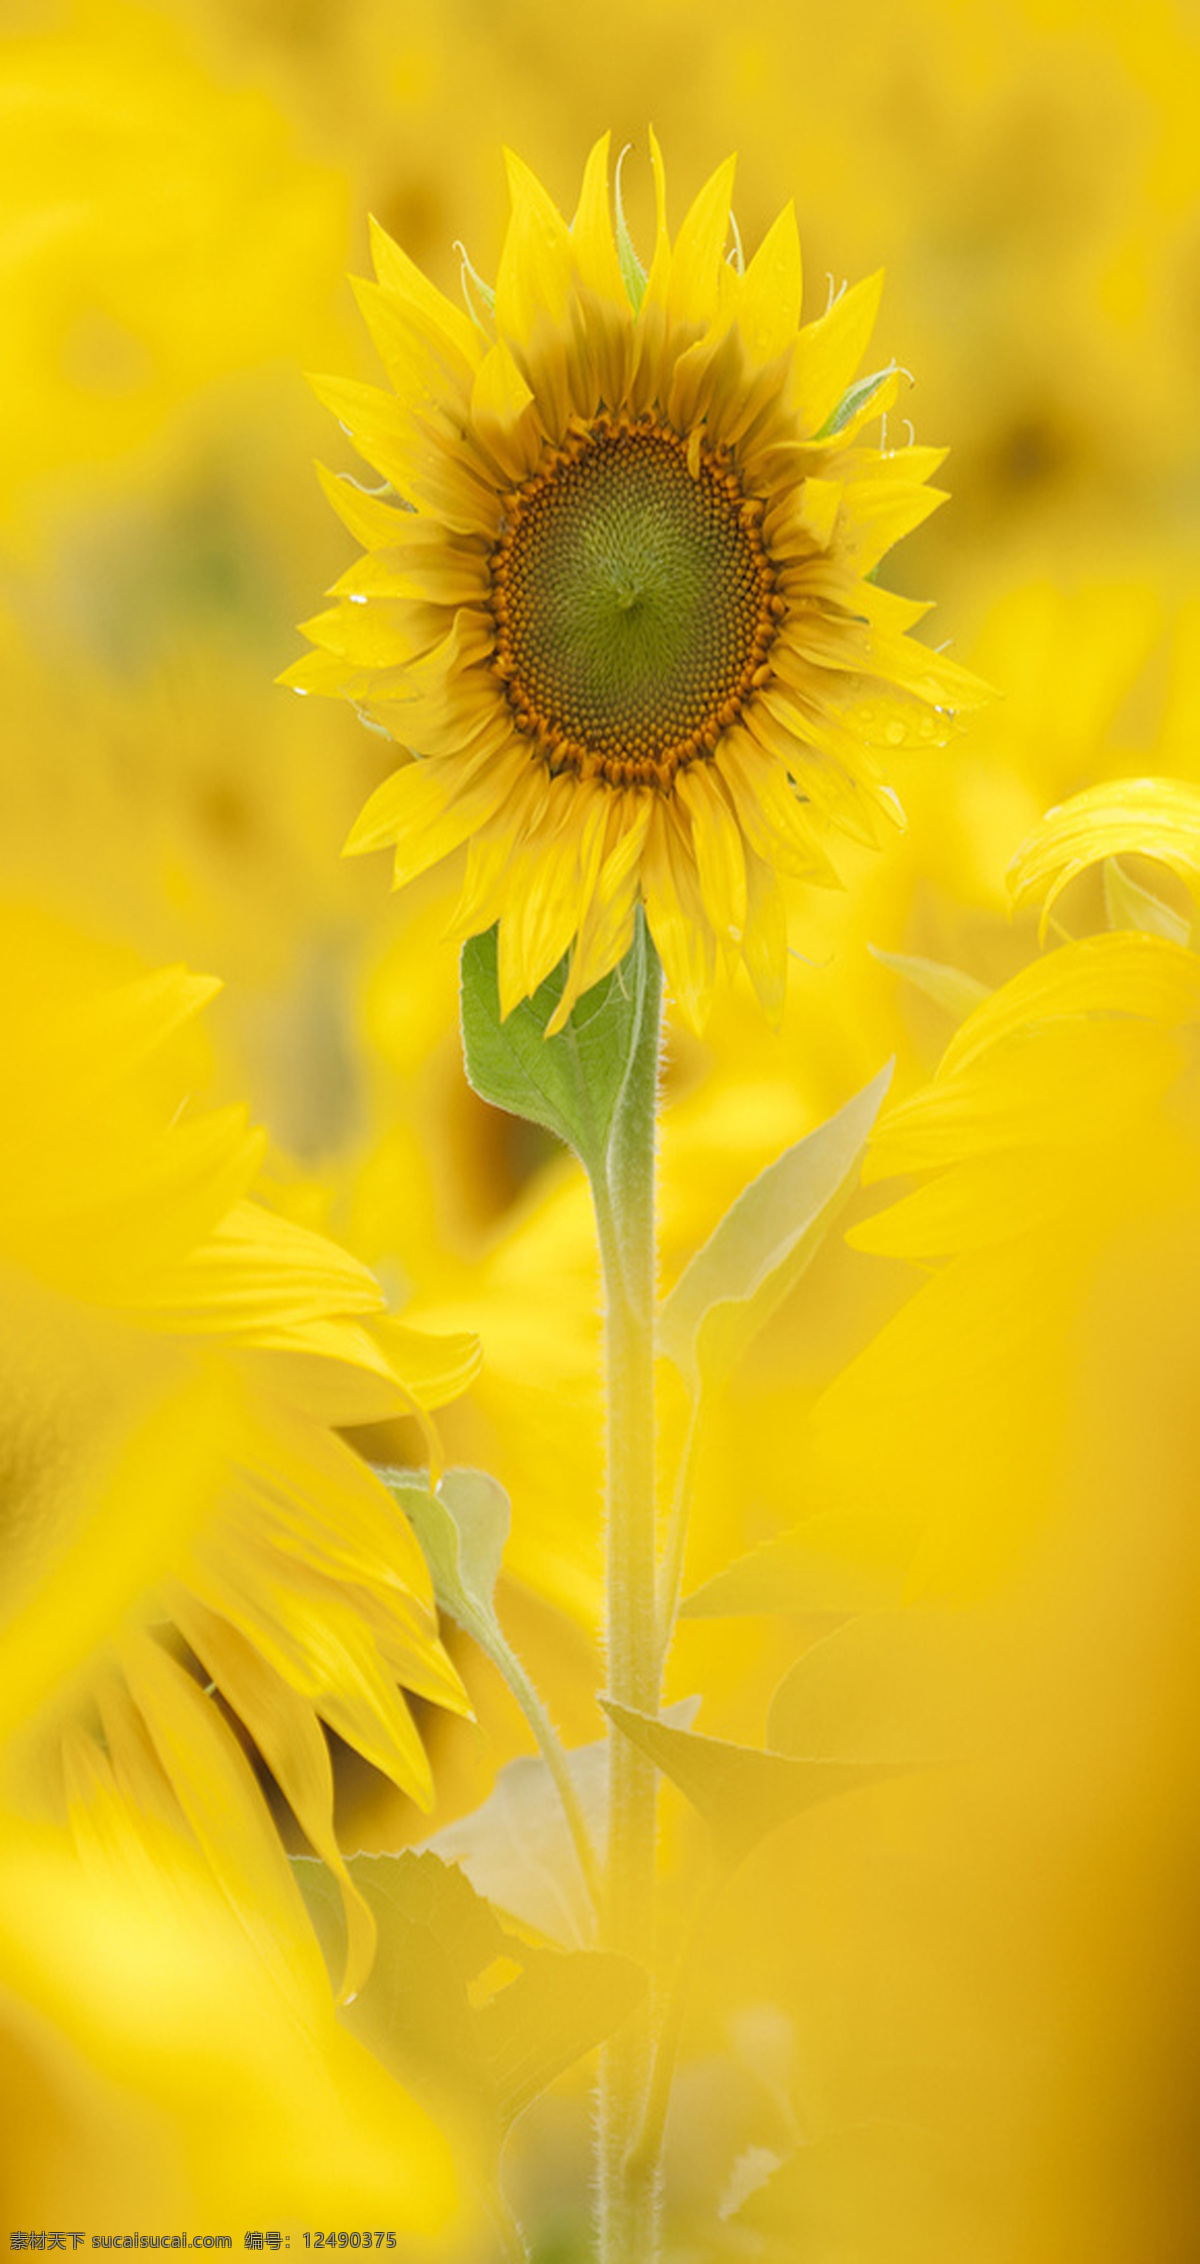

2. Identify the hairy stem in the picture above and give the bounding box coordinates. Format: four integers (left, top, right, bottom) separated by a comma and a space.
627, 1863, 722, 2186
593, 935, 664, 2264
655, 1393, 707, 1672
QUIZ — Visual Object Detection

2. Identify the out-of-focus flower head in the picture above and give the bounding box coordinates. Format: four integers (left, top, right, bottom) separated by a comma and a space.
807, 772, 1200, 1597
0, 1813, 467, 2231
0, 0, 350, 549
286, 134, 985, 1031
0, 905, 479, 2000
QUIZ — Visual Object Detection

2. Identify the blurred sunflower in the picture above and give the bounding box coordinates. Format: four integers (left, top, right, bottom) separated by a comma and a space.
804, 777, 1200, 1596
287, 134, 984, 1030
0, 907, 478, 1999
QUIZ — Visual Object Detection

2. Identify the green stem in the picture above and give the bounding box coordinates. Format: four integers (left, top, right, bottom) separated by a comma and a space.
592, 932, 664, 2264
655, 1393, 707, 1673
477, 1615, 603, 1919
626, 1861, 721, 2187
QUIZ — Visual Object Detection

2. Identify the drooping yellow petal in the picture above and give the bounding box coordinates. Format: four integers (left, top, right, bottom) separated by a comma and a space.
546, 796, 651, 1032
1010, 777, 1200, 933
641, 798, 717, 1031
935, 932, 1200, 1080
676, 764, 748, 941
173, 1595, 376, 2004
186, 1525, 442, 1802
121, 1197, 384, 1331
117, 1632, 326, 1999
867, 1018, 1186, 1180
741, 842, 789, 1020
715, 726, 840, 882
375, 1318, 483, 1408
498, 781, 611, 1011
344, 738, 502, 868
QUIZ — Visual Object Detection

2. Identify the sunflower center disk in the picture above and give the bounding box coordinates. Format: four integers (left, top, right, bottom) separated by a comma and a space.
489, 419, 780, 787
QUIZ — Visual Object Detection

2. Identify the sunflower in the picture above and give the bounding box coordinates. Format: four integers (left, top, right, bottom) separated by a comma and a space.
806, 780, 1200, 1597
286, 134, 984, 1029
0, 907, 478, 1999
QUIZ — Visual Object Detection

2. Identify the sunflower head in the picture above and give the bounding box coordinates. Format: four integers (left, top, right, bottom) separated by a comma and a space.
287, 135, 985, 1030
0, 906, 479, 2003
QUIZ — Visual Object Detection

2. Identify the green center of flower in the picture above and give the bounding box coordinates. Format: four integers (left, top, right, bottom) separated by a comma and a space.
489, 415, 780, 787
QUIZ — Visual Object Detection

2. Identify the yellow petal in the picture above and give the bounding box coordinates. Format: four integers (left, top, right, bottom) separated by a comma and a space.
345, 738, 504, 868
571, 131, 627, 305
499, 781, 609, 1010
841, 455, 949, 574
187, 1527, 443, 1802
118, 1632, 325, 1999
470, 338, 543, 481
1009, 776, 1200, 933
122, 1196, 384, 1332
640, 128, 674, 314
367, 212, 482, 375
496, 147, 573, 341
741, 842, 789, 1020
310, 374, 498, 533
315, 460, 407, 549
351, 275, 472, 414
664, 153, 738, 330
641, 797, 716, 1032
546, 795, 651, 1032
937, 932, 1200, 1082
374, 1318, 482, 1408
173, 1596, 376, 2004
715, 726, 838, 881
737, 201, 803, 362
867, 1018, 1185, 1180
791, 270, 885, 437
676, 765, 748, 941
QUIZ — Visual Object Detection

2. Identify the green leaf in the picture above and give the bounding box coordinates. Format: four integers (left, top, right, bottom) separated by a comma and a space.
766, 1608, 994, 1765
1103, 854, 1191, 945
658, 1061, 893, 1397
682, 1506, 908, 1620
614, 143, 647, 314
382, 1465, 509, 1635
296, 1849, 643, 2141
601, 1702, 905, 1872
870, 945, 992, 1023
727, 2121, 944, 2257
424, 1700, 700, 1947
460, 917, 652, 1175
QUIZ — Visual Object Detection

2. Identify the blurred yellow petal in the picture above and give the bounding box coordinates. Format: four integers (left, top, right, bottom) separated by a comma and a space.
938, 931, 1200, 1080
1010, 776, 1200, 932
